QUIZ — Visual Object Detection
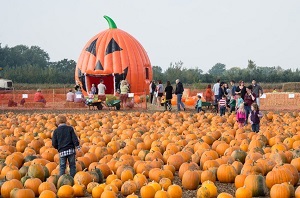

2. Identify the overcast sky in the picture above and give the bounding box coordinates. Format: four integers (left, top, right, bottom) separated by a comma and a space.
1, 1, 299, 73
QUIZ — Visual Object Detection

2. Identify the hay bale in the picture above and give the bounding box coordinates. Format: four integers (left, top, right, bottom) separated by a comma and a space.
63, 102, 85, 108
24, 102, 46, 108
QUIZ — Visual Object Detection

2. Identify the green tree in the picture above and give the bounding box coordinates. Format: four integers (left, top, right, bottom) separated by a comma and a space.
164, 61, 185, 82
247, 60, 256, 70
223, 67, 243, 82
183, 67, 203, 84
152, 66, 165, 81
208, 63, 226, 76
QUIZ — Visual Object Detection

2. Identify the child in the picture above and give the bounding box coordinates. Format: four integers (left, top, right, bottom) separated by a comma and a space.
85, 91, 95, 105
229, 96, 236, 113
236, 103, 246, 128
248, 103, 263, 132
218, 95, 227, 116
91, 84, 97, 95
195, 95, 204, 113
161, 96, 166, 107
52, 115, 81, 177
235, 93, 244, 111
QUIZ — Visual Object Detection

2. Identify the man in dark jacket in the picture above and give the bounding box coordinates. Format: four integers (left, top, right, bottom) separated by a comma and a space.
252, 79, 263, 107
52, 115, 81, 177
175, 79, 186, 111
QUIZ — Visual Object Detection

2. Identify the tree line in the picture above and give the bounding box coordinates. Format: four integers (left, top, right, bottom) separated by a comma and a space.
153, 61, 300, 85
0, 44, 75, 84
0, 44, 299, 85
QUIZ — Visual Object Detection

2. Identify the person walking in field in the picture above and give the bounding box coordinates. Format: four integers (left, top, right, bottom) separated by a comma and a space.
229, 96, 236, 113
235, 80, 246, 100
195, 95, 204, 113
120, 80, 130, 108
244, 85, 256, 124
236, 103, 246, 128
175, 79, 185, 111
52, 115, 81, 177
156, 80, 164, 107
230, 80, 237, 98
235, 93, 244, 111
164, 81, 173, 111
91, 84, 97, 95
252, 79, 263, 107
204, 84, 213, 103
248, 103, 263, 132
213, 79, 220, 104
97, 79, 106, 101
149, 80, 156, 104
218, 95, 227, 116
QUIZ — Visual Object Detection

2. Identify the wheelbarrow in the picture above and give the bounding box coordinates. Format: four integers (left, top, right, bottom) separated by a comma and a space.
105, 99, 121, 110
202, 102, 218, 113
87, 101, 104, 110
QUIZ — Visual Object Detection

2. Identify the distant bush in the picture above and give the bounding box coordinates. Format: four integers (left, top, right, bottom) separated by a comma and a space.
14, 83, 74, 90
282, 82, 300, 92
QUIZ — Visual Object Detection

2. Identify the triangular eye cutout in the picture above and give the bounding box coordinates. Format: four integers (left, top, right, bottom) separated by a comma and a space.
105, 38, 123, 55
95, 60, 104, 70
85, 38, 98, 56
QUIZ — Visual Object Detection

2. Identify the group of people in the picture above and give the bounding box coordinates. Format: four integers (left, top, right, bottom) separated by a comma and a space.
210, 79, 264, 132
149, 79, 186, 111
67, 79, 131, 108
8, 88, 46, 107
66, 80, 108, 104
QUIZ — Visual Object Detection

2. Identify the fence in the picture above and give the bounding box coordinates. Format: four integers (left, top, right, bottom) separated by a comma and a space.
1, 88, 300, 111
0, 88, 149, 109
260, 92, 300, 111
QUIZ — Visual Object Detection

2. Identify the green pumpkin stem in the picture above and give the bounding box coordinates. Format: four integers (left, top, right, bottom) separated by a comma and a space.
104, 15, 117, 29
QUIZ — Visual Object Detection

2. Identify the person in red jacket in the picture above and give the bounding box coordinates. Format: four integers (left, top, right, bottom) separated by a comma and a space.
33, 89, 46, 104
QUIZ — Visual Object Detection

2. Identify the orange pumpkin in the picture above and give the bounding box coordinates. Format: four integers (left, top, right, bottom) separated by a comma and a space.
57, 185, 74, 198
75, 15, 152, 95
167, 184, 182, 198
24, 177, 42, 196
1, 179, 23, 198
39, 190, 57, 198
10, 188, 35, 198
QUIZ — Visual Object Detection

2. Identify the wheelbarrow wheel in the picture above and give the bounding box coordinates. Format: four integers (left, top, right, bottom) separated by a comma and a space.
115, 103, 121, 110
97, 103, 103, 110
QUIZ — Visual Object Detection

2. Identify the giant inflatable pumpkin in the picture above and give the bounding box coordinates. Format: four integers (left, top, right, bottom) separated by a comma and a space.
75, 15, 152, 95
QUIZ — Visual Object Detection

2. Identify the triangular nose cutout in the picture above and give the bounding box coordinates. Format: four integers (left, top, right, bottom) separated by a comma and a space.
95, 60, 104, 70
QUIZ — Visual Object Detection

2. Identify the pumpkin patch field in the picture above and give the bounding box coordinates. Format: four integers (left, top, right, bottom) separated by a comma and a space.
1, 110, 300, 198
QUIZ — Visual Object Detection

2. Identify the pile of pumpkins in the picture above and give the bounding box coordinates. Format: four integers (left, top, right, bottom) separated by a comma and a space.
0, 111, 300, 198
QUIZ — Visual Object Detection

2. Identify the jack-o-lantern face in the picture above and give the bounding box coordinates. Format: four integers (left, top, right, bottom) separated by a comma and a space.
75, 15, 152, 95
